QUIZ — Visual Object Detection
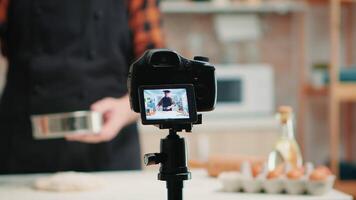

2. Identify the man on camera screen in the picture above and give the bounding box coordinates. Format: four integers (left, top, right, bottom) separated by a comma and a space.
157, 90, 175, 111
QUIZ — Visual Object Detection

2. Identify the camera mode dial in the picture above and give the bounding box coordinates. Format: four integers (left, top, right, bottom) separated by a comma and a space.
193, 56, 209, 62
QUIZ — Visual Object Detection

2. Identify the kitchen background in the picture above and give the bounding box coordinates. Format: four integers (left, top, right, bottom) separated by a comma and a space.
141, 0, 356, 169
0, 0, 355, 170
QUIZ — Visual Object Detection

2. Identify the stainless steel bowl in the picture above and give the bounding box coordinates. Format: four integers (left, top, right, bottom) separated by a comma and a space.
31, 111, 103, 139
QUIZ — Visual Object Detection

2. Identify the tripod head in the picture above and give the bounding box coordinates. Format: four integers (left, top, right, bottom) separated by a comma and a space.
143, 115, 201, 200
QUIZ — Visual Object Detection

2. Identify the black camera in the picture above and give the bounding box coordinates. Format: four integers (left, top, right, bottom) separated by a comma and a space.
128, 49, 216, 200
128, 49, 216, 126
128, 49, 216, 125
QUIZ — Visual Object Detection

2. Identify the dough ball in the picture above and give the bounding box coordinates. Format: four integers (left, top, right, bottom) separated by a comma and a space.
33, 171, 106, 192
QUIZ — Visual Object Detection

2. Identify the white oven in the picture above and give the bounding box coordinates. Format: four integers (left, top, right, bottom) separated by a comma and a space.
205, 64, 274, 119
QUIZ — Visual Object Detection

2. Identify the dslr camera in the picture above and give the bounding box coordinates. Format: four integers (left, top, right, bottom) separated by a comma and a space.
128, 49, 216, 127
128, 49, 216, 200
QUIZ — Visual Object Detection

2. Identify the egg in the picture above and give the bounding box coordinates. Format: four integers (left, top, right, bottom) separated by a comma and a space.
315, 166, 332, 176
266, 163, 285, 179
251, 163, 263, 178
309, 169, 329, 181
287, 168, 304, 180
267, 169, 282, 179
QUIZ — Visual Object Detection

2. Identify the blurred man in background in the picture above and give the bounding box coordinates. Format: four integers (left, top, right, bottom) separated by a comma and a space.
0, 0, 164, 174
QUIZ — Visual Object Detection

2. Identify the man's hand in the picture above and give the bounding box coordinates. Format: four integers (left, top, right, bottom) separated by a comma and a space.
65, 95, 139, 143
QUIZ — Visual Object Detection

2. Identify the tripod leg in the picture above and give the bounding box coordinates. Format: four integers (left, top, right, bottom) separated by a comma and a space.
167, 180, 183, 200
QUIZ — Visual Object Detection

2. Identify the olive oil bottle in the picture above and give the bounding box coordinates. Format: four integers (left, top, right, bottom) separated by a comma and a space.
267, 106, 303, 170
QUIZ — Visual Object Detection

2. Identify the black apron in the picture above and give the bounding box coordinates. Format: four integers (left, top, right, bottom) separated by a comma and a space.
0, 0, 141, 174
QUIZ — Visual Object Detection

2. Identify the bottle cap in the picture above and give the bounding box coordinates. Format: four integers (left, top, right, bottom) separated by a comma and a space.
278, 106, 292, 124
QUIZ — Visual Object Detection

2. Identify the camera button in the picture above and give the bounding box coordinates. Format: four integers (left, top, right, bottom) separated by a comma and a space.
193, 56, 209, 62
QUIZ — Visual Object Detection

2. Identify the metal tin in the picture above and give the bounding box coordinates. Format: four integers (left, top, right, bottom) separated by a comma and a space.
31, 111, 103, 139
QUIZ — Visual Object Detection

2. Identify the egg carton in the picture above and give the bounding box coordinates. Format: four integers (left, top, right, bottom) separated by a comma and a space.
219, 172, 335, 195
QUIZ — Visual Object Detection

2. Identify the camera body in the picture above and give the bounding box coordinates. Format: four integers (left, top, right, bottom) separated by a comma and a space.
128, 49, 216, 119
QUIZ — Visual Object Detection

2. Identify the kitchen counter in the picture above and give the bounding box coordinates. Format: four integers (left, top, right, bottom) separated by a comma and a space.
0, 170, 352, 200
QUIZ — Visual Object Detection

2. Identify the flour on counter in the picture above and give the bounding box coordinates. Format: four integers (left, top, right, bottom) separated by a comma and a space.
33, 172, 106, 192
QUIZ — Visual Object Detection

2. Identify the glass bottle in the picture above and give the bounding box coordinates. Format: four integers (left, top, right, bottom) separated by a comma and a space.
267, 106, 303, 170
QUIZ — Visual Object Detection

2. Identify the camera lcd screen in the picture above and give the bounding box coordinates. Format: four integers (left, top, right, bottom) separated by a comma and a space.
138, 85, 197, 124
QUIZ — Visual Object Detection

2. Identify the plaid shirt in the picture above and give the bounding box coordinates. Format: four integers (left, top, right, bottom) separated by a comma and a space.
0, 0, 165, 58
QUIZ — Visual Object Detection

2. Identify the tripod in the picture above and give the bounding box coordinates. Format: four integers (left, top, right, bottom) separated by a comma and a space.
144, 124, 195, 200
